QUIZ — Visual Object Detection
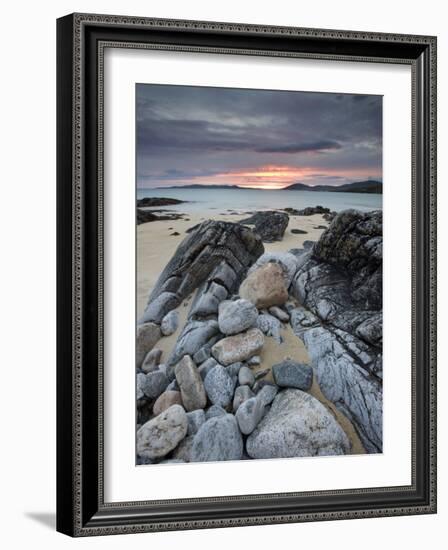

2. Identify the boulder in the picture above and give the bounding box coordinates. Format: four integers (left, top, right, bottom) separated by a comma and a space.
153, 390, 183, 416
205, 405, 227, 420
174, 355, 207, 411
256, 383, 278, 406
171, 435, 194, 462
248, 252, 299, 287
139, 292, 179, 325
136, 323, 161, 369
218, 299, 258, 335
211, 328, 264, 365
272, 359, 313, 390
296, 205, 330, 216
198, 357, 219, 380
233, 385, 255, 412
268, 306, 290, 323
136, 373, 147, 401
247, 355, 261, 367
161, 310, 179, 336
186, 409, 206, 435
140, 371, 169, 400
239, 211, 289, 243
147, 220, 264, 307
189, 281, 228, 319
141, 348, 162, 374
192, 334, 223, 365
235, 396, 266, 435
238, 366, 255, 387
204, 365, 235, 408
239, 263, 288, 308
257, 313, 282, 343
137, 405, 188, 459
246, 390, 350, 458
167, 320, 220, 369
190, 414, 244, 462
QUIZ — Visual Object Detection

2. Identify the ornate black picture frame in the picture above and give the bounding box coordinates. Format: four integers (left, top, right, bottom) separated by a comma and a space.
56, 13, 437, 537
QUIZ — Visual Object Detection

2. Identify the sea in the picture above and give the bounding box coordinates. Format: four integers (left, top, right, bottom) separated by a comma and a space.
137, 187, 382, 214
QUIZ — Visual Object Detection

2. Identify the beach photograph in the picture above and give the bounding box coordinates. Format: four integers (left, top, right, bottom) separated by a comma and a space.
135, 84, 383, 464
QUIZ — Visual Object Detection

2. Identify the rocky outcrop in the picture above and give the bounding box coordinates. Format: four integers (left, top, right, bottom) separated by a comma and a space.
140, 220, 263, 328
240, 211, 289, 242
297, 206, 331, 216
137, 197, 186, 207
290, 209, 383, 452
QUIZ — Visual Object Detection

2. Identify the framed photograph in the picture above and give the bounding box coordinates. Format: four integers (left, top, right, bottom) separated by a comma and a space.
56, 13, 437, 536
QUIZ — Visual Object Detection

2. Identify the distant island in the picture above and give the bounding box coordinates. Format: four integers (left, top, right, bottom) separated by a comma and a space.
154, 180, 382, 194
283, 180, 382, 194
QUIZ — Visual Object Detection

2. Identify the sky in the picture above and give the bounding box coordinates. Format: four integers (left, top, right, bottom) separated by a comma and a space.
136, 84, 382, 190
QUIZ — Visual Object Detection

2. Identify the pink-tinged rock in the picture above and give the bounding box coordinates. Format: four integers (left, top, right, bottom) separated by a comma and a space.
239, 263, 289, 308
211, 328, 264, 366
153, 390, 183, 416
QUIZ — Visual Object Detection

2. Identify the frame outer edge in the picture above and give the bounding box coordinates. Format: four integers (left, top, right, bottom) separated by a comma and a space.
60, 13, 437, 536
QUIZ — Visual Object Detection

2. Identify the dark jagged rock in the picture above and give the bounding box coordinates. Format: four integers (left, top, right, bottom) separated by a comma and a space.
140, 220, 264, 325
137, 197, 186, 207
290, 209, 383, 452
239, 211, 289, 243
137, 208, 185, 225
313, 209, 382, 309
323, 211, 337, 222
137, 209, 158, 225
296, 205, 331, 216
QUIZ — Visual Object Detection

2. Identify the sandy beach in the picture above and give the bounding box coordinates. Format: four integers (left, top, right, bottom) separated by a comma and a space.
137, 211, 366, 455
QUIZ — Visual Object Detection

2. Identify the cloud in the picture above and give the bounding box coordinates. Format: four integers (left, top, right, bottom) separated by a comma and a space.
256, 140, 342, 154
135, 84, 382, 187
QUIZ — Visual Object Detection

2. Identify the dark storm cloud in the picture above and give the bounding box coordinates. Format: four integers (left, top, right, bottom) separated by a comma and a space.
256, 140, 342, 154
136, 84, 382, 187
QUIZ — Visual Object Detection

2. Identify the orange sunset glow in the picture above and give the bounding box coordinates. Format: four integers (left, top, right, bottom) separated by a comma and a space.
175, 164, 381, 190
136, 84, 382, 190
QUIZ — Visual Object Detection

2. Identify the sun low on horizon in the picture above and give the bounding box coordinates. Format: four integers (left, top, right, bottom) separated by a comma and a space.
136, 84, 382, 190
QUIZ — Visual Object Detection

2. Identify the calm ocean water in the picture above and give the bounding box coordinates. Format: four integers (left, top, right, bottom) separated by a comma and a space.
137, 187, 382, 214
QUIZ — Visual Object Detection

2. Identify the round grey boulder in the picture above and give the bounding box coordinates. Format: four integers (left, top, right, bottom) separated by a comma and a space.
218, 299, 258, 335
161, 310, 179, 336
238, 366, 255, 387
191, 414, 243, 462
246, 389, 350, 459
141, 370, 169, 400
235, 396, 265, 435
204, 365, 234, 408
